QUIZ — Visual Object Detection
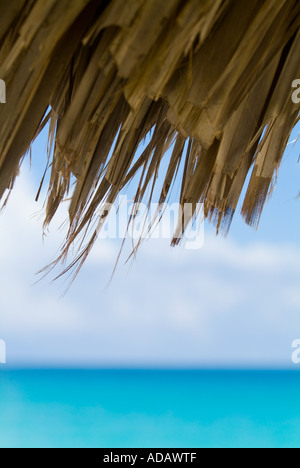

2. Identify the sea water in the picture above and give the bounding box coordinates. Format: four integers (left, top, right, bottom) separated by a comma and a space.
0, 369, 299, 448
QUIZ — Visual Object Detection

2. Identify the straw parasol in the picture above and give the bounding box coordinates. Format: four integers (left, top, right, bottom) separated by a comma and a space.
0, 0, 299, 274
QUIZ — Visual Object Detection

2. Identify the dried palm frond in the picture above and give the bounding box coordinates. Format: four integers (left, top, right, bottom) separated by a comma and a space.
0, 0, 299, 275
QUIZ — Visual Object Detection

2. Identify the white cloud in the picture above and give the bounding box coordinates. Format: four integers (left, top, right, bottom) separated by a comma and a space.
0, 167, 300, 368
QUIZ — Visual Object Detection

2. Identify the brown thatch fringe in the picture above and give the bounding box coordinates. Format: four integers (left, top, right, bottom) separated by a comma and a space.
0, 0, 299, 274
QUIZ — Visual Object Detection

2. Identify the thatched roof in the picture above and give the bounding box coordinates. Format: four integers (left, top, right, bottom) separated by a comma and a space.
0, 0, 299, 273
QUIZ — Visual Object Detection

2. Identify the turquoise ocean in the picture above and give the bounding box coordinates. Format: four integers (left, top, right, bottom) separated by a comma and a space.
0, 369, 300, 448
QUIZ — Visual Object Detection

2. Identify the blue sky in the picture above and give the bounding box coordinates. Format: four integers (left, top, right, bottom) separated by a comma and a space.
0, 123, 300, 368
